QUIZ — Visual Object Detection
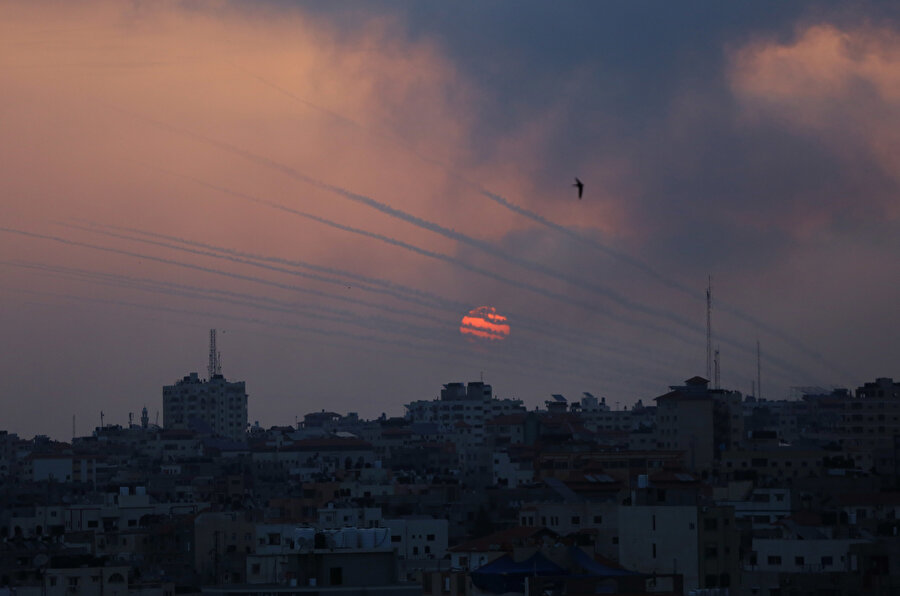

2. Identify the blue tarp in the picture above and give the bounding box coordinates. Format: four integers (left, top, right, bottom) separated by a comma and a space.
570, 546, 641, 577
471, 553, 566, 594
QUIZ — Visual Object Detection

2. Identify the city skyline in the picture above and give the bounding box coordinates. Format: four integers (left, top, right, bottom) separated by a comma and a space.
3, 1, 900, 440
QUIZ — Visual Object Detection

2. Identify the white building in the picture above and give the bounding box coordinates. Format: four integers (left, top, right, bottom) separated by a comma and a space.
405, 382, 525, 442
618, 504, 700, 592
383, 516, 449, 561
163, 372, 247, 441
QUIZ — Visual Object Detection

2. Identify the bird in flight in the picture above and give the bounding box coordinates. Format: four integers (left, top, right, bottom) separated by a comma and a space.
573, 177, 584, 199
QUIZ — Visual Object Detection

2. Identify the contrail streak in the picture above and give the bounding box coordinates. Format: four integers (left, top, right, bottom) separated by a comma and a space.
241, 68, 840, 380
105, 104, 706, 334
2, 257, 686, 389
1, 259, 459, 341
104, 107, 818, 383
142, 163, 812, 383
0, 226, 449, 326
142, 169, 698, 350
149, 169, 735, 363
3, 273, 649, 389
64, 221, 446, 313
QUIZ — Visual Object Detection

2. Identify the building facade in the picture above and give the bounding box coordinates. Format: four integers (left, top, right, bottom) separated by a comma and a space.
163, 372, 248, 441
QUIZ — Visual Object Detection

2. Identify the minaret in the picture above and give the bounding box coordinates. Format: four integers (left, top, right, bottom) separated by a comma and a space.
141, 406, 149, 429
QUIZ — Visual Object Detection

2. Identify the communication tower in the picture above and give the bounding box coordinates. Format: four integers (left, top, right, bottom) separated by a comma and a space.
208, 329, 222, 379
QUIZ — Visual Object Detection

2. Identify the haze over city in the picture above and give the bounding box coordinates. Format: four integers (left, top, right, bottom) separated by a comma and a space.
3, 1, 900, 440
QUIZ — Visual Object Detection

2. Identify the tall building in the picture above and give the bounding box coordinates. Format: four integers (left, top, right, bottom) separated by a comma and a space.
163, 372, 248, 441
655, 376, 743, 473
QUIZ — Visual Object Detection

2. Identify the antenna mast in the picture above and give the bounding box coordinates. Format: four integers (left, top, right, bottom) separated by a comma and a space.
757, 340, 762, 401
714, 347, 721, 389
706, 276, 712, 380
208, 329, 221, 379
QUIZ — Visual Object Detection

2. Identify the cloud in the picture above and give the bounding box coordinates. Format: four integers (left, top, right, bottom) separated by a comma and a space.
729, 23, 900, 232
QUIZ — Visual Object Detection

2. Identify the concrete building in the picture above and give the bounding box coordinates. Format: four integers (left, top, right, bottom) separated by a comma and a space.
841, 377, 900, 452
655, 376, 743, 474
163, 372, 248, 441
405, 382, 525, 442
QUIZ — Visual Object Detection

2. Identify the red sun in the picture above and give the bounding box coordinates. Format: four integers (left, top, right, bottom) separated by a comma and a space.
460, 306, 510, 341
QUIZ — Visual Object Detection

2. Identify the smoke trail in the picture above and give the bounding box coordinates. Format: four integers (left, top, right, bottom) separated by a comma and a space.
0, 226, 449, 326
1, 259, 460, 341
140, 164, 813, 384
109, 107, 705, 335
242, 68, 841, 381
103, 107, 819, 384
64, 221, 446, 313
140, 169, 697, 349
2, 270, 658, 390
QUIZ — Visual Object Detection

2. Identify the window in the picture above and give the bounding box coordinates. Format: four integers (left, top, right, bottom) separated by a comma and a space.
593, 515, 602, 524
652, 543, 656, 558
821, 556, 833, 567
795, 556, 804, 567
767, 555, 781, 565
251, 564, 260, 575
704, 518, 718, 531
391, 535, 401, 543
427, 534, 435, 541
571, 516, 580, 525
329, 567, 343, 585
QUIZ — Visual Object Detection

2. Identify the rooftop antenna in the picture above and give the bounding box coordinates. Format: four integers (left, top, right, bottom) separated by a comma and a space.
757, 339, 762, 401
100, 410, 104, 429
714, 346, 721, 389
72, 415, 76, 441
208, 329, 221, 379
706, 276, 713, 380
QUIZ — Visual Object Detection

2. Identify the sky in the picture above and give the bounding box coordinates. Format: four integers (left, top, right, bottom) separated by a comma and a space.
2, 1, 900, 440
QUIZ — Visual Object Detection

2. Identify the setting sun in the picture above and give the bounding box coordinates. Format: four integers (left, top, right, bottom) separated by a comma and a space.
460, 306, 510, 341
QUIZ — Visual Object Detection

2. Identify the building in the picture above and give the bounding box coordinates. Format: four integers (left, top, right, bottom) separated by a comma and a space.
163, 372, 248, 441
655, 376, 743, 474
840, 377, 900, 452
405, 382, 525, 442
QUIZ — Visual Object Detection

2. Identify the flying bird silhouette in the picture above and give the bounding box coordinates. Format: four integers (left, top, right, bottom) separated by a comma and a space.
573, 177, 584, 199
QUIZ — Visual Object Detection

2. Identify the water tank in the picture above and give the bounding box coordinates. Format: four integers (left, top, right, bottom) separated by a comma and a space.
373, 527, 390, 548
341, 527, 359, 548
359, 528, 376, 548
334, 528, 353, 548
637, 474, 649, 488
294, 527, 315, 549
